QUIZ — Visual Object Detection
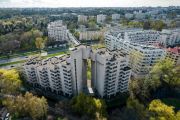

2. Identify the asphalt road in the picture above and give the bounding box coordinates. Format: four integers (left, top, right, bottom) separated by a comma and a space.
0, 49, 67, 64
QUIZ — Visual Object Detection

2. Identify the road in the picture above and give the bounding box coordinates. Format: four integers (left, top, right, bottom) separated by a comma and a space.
0, 48, 68, 69
67, 30, 80, 45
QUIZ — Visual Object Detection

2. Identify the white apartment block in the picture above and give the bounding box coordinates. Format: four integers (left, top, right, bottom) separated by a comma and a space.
105, 30, 165, 77
125, 13, 134, 19
23, 45, 131, 98
91, 48, 131, 98
79, 31, 104, 40
47, 20, 68, 42
112, 14, 120, 20
135, 13, 146, 20
124, 30, 161, 45
97, 14, 107, 23
78, 15, 88, 23
160, 29, 180, 47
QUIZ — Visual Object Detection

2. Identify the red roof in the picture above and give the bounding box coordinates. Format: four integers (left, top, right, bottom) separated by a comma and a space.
167, 47, 180, 54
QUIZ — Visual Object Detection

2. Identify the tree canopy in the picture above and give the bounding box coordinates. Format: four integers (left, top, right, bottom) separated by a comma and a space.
70, 93, 107, 119
149, 99, 180, 120
3, 92, 48, 120
0, 69, 21, 94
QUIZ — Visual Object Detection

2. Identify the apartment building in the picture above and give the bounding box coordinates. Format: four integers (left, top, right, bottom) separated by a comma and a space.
112, 14, 120, 20
79, 31, 104, 40
97, 14, 107, 23
105, 31, 165, 77
91, 48, 131, 98
78, 15, 88, 23
125, 13, 134, 19
166, 47, 180, 65
23, 55, 73, 96
47, 20, 68, 42
124, 30, 161, 45
160, 29, 180, 47
24, 45, 131, 97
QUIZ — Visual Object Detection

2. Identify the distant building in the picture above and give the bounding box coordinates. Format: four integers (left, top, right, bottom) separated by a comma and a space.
105, 30, 165, 78
47, 20, 68, 42
79, 31, 104, 40
166, 47, 180, 65
23, 45, 131, 97
125, 13, 134, 19
97, 14, 107, 23
124, 30, 161, 45
78, 15, 88, 23
160, 29, 180, 47
112, 14, 120, 20
135, 12, 146, 20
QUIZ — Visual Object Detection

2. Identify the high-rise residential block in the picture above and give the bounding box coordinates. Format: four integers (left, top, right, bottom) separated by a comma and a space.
47, 20, 68, 42
23, 45, 131, 97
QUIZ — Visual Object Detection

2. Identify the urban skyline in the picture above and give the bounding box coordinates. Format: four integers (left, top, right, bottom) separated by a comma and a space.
0, 0, 180, 8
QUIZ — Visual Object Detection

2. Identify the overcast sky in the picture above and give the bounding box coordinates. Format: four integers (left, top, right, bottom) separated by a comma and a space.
0, 0, 180, 7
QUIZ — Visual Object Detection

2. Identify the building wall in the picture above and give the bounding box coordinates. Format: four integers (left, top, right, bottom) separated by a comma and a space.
97, 14, 106, 23
47, 20, 68, 42
23, 45, 131, 97
105, 30, 165, 78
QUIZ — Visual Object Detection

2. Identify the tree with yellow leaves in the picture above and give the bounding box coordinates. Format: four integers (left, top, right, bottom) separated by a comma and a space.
3, 92, 48, 120
35, 37, 46, 53
0, 69, 21, 94
149, 99, 180, 120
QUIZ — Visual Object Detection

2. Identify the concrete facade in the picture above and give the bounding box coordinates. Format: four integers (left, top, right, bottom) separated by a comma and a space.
47, 20, 68, 42
23, 45, 131, 97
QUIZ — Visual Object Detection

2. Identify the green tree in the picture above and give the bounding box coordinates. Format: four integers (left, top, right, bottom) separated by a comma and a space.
151, 20, 165, 31
71, 93, 107, 119
143, 21, 151, 30
88, 21, 96, 29
150, 59, 180, 88
73, 31, 80, 40
127, 98, 148, 120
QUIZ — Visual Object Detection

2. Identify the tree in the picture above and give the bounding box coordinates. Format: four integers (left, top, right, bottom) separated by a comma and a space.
170, 21, 176, 28
143, 21, 151, 30
88, 21, 96, 29
151, 20, 165, 31
127, 98, 148, 120
149, 99, 180, 120
0, 69, 21, 94
71, 93, 107, 119
73, 31, 80, 40
35, 37, 45, 53
129, 59, 179, 101
150, 59, 180, 88
3, 92, 48, 120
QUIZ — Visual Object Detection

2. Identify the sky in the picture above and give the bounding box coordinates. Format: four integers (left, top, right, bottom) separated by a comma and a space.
0, 0, 180, 8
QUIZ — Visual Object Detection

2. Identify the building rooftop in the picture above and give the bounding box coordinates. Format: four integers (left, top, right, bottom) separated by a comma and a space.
167, 47, 180, 54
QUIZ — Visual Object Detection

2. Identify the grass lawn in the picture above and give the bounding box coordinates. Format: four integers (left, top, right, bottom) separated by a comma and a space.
92, 44, 105, 50
161, 98, 180, 109
44, 51, 66, 58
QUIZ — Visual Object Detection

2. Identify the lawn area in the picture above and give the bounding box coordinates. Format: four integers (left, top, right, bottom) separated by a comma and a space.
92, 44, 105, 50
161, 98, 180, 109
44, 51, 67, 58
